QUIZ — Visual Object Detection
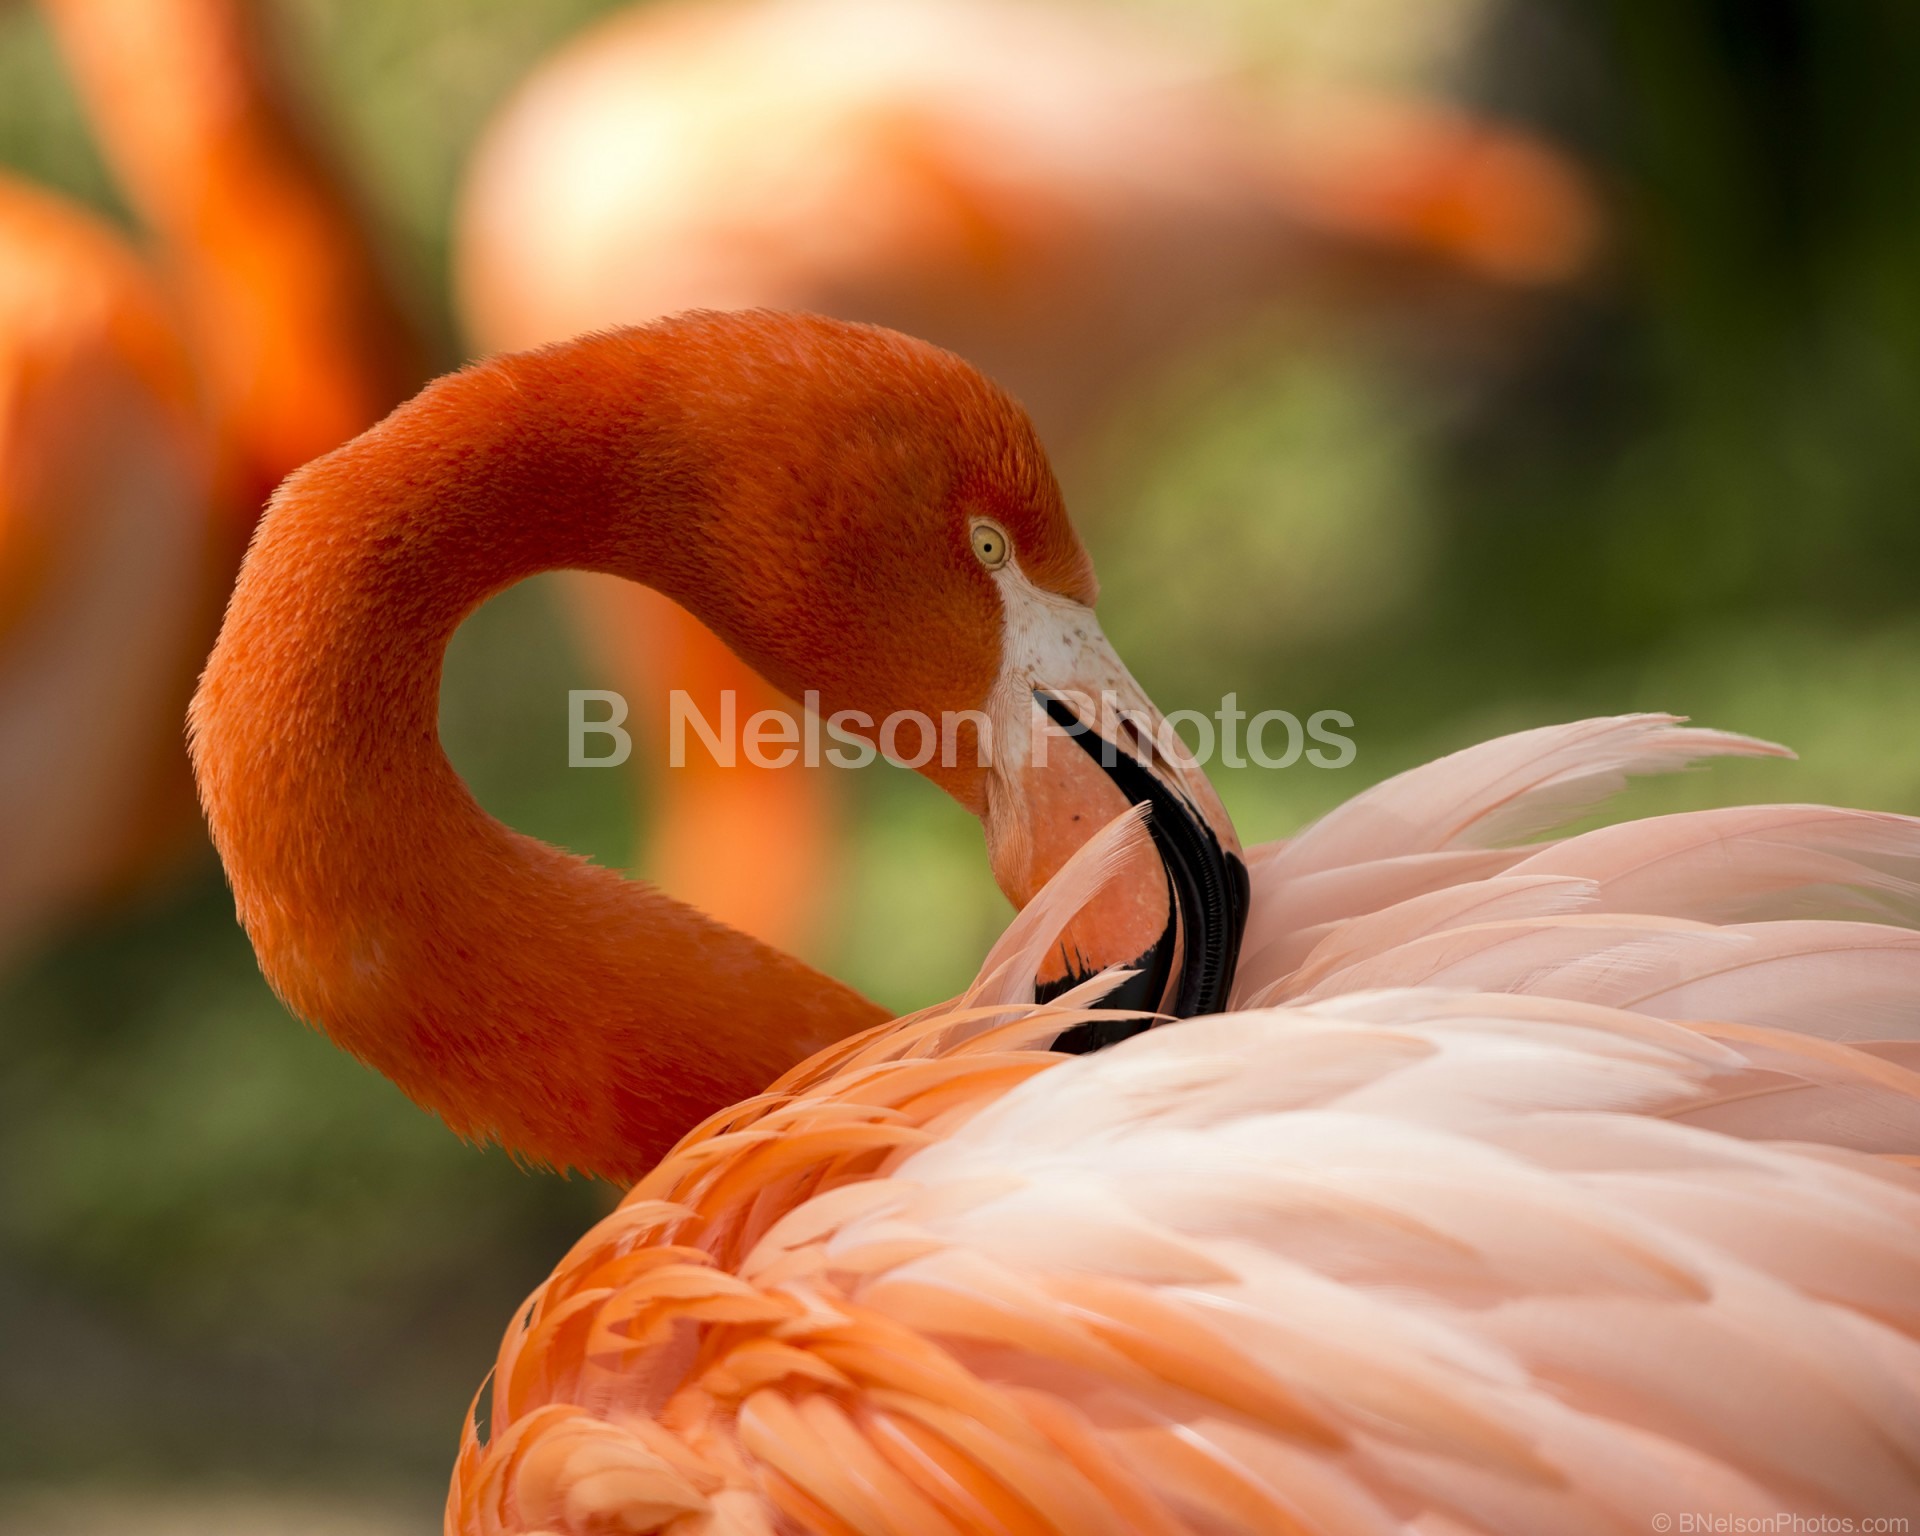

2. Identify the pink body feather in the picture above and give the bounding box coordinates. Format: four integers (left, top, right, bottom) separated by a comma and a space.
450, 717, 1920, 1532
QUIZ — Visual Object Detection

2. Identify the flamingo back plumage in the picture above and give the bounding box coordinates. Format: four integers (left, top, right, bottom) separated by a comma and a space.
449, 720, 1920, 1534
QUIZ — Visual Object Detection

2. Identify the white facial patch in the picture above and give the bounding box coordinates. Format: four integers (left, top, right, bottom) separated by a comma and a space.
976, 562, 1166, 868
975, 557, 1233, 896
984, 565, 1134, 761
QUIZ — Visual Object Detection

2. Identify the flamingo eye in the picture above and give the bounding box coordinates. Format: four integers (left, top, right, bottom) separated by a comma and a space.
970, 520, 1011, 570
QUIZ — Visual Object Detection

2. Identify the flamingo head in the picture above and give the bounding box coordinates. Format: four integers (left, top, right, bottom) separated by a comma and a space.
602, 313, 1249, 1026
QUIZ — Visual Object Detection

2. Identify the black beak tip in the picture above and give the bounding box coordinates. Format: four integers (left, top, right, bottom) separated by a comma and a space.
1032, 689, 1250, 1052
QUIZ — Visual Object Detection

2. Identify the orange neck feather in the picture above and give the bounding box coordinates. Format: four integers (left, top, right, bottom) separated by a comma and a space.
190, 323, 934, 1182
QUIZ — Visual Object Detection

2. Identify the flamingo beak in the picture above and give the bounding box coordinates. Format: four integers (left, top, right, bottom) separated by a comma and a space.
981, 614, 1249, 1047
1030, 687, 1249, 1041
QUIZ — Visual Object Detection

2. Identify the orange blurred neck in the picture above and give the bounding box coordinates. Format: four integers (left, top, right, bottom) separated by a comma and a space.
40, 0, 422, 516
190, 331, 887, 1182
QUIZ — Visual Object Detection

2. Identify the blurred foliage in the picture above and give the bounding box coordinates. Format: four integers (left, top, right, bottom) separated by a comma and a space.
0, 6, 121, 218
3, 0, 1918, 1518
1458, 0, 1920, 646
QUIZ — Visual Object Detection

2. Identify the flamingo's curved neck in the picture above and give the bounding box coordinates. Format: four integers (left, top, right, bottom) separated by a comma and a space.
191, 336, 885, 1183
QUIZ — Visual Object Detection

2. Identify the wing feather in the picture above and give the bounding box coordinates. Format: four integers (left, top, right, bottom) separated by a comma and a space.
450, 714, 1920, 1534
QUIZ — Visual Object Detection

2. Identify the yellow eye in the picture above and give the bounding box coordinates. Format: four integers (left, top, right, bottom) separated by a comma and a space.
970, 520, 1011, 570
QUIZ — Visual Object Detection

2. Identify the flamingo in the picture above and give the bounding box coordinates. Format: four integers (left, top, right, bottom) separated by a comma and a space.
0, 0, 421, 960
0, 175, 214, 955
455, 0, 1603, 956
192, 312, 1920, 1531
38, 0, 422, 516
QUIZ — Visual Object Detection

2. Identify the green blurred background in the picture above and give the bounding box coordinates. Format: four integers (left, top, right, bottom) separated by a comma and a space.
3, 0, 1918, 1528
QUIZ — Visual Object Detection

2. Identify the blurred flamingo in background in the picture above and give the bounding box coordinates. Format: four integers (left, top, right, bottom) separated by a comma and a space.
193, 314, 1920, 1532
0, 0, 421, 962
0, 176, 212, 957
39, 0, 422, 516
456, 0, 1604, 958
